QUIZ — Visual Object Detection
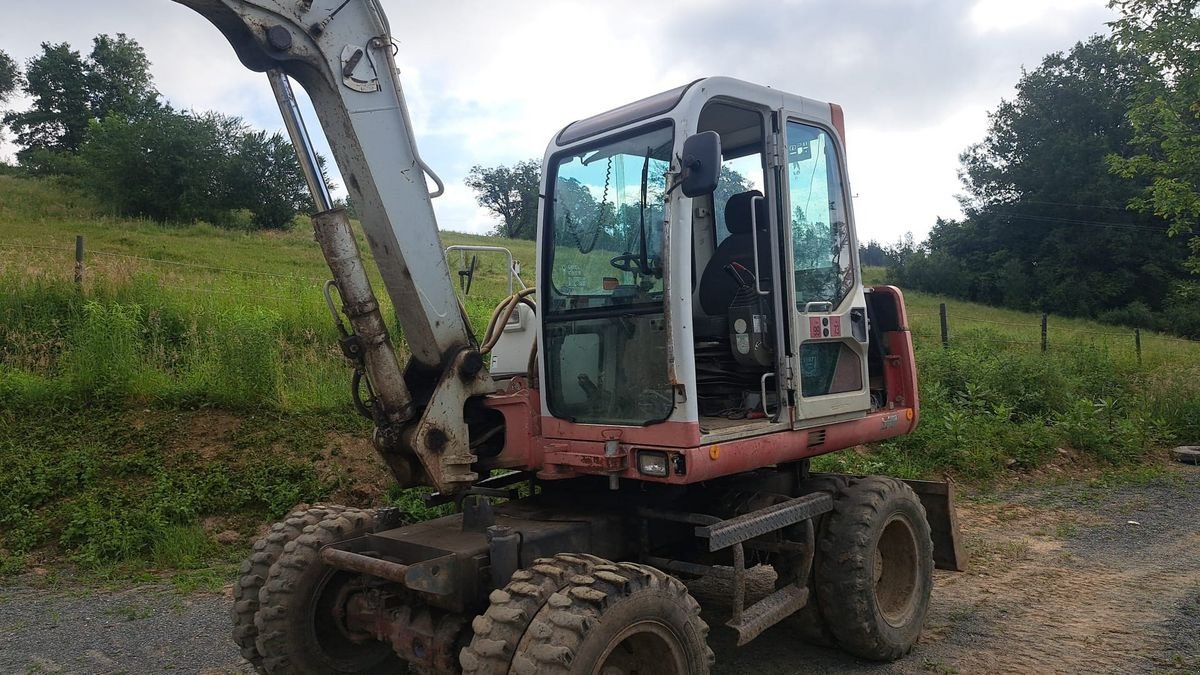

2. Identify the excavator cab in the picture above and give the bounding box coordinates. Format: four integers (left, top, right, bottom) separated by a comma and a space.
530, 78, 919, 460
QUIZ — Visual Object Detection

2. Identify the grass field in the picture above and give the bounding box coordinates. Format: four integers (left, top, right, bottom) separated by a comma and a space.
2, 174, 1198, 581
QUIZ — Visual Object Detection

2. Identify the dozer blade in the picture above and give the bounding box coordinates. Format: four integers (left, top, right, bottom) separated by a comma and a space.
904, 479, 967, 571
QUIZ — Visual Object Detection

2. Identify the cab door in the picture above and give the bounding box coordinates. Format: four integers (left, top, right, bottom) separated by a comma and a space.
777, 115, 871, 425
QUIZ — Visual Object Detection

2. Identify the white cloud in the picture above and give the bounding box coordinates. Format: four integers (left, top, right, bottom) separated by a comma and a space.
968, 0, 1108, 34
1, 0, 1120, 241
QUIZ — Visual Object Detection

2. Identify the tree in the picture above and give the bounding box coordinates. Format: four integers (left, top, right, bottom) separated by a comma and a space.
224, 128, 315, 229
714, 164, 753, 238
947, 35, 1186, 316
859, 240, 891, 267
0, 50, 18, 103
86, 34, 159, 120
1108, 0, 1200, 273
79, 107, 231, 223
3, 35, 158, 169
465, 160, 541, 239
3, 43, 90, 160
79, 107, 316, 229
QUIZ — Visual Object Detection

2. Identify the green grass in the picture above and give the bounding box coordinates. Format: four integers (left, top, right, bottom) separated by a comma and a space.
2, 175, 1198, 580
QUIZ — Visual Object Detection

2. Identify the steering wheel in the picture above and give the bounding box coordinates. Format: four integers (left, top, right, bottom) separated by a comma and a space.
609, 253, 642, 273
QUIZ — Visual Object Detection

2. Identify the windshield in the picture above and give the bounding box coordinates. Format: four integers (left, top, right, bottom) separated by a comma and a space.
545, 124, 672, 314
541, 124, 676, 427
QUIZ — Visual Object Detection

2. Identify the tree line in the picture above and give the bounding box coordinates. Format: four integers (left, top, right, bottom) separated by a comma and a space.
0, 35, 315, 230
878, 1, 1200, 338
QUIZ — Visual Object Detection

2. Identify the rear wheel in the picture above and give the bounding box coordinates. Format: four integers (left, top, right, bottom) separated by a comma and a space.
232, 504, 345, 673
511, 560, 713, 675
814, 476, 933, 661
255, 508, 403, 674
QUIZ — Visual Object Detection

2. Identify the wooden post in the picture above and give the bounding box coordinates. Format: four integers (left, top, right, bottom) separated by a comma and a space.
939, 303, 949, 348
1135, 328, 1142, 366
1040, 313, 1048, 353
74, 235, 84, 287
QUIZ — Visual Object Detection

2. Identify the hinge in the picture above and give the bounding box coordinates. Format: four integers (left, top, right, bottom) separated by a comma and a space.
768, 132, 785, 168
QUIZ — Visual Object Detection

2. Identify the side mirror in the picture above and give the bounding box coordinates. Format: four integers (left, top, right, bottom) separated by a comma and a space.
680, 131, 721, 198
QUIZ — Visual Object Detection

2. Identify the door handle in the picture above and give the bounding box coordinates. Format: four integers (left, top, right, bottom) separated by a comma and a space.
749, 195, 769, 296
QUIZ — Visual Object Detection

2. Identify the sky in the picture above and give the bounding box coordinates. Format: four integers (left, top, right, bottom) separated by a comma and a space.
0, 0, 1119, 244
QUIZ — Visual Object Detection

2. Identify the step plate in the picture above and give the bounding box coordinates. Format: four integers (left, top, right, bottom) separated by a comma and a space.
697, 492, 833, 552
729, 584, 810, 646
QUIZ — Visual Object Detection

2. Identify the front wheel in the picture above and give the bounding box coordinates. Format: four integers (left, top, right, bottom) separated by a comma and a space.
254, 508, 404, 674
511, 560, 713, 675
814, 476, 934, 661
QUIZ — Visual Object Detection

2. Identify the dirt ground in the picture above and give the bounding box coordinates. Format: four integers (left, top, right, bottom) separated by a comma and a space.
1, 463, 1197, 675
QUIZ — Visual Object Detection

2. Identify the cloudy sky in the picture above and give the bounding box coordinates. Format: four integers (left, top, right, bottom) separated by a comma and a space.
1, 0, 1117, 243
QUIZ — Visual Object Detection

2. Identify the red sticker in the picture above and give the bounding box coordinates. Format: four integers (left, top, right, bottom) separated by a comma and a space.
809, 317, 823, 338
829, 316, 842, 337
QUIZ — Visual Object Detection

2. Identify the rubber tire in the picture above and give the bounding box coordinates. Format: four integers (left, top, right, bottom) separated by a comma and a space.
459, 553, 605, 674
232, 504, 346, 673
255, 508, 403, 674
814, 476, 934, 661
510, 560, 714, 675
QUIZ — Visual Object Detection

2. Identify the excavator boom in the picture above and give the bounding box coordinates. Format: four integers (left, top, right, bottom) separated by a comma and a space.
174, 0, 493, 493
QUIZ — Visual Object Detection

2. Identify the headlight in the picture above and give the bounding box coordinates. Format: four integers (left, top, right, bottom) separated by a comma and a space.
637, 451, 669, 477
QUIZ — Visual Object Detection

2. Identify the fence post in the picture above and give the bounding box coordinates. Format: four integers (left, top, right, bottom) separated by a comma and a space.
74, 235, 84, 287
1040, 313, 1048, 353
939, 303, 949, 348
1135, 328, 1142, 366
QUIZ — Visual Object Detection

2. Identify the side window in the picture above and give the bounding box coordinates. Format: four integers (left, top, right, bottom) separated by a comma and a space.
786, 121, 853, 309
713, 152, 765, 245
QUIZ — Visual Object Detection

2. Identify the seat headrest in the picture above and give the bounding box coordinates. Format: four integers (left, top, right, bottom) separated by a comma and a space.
725, 190, 767, 234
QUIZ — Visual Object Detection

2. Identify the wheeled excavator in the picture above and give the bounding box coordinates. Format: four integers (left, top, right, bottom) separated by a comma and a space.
174, 1, 964, 672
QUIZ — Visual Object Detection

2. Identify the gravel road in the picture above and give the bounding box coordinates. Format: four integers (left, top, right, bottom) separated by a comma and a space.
2, 463, 1197, 674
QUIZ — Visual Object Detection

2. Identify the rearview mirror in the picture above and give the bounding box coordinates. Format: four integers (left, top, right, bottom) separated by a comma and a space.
680, 131, 721, 198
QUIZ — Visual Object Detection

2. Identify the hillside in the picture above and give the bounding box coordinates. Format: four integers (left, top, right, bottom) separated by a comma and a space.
1, 175, 1197, 582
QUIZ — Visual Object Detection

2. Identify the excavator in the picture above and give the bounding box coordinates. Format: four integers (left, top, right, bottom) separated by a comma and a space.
175, 1, 963, 672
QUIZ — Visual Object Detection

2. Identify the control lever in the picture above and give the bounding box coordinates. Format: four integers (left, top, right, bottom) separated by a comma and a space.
724, 261, 755, 288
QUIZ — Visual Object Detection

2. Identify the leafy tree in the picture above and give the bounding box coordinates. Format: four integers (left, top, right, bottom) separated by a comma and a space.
859, 240, 891, 267
224, 128, 314, 229
3, 43, 90, 161
0, 50, 18, 103
78, 108, 312, 229
4, 35, 159, 169
86, 34, 159, 120
79, 108, 231, 223
465, 159, 540, 239
940, 36, 1186, 316
713, 164, 753, 238
1108, 0, 1200, 273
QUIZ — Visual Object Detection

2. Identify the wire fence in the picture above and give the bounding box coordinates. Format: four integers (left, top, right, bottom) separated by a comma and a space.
5, 237, 1198, 361
1, 240, 328, 284
908, 302, 1196, 366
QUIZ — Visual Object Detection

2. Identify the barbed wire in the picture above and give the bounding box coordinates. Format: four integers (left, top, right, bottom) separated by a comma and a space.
167, 284, 324, 303
5, 243, 1198, 345
1, 243, 328, 284
907, 308, 1196, 341
88, 250, 327, 283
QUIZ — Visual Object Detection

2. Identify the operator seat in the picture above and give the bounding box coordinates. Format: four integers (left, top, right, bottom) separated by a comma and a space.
698, 190, 772, 320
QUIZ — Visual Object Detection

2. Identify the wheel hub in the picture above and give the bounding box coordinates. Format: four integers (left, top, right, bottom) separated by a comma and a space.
874, 514, 920, 628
